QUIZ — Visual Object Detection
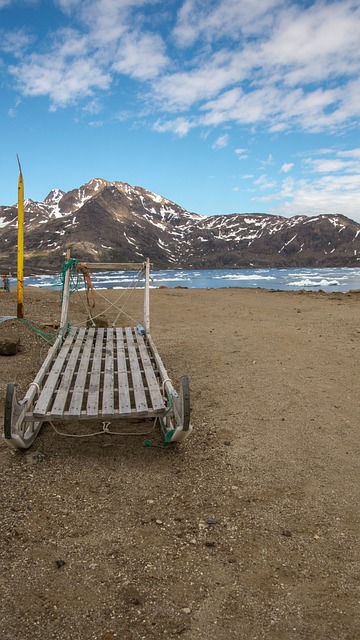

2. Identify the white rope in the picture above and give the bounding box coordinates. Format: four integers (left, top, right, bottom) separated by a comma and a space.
29, 382, 41, 396
72, 268, 144, 327
49, 419, 157, 438
162, 378, 173, 393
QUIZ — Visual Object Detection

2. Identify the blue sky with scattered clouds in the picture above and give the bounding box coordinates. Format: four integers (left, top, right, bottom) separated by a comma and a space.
1, 0, 360, 219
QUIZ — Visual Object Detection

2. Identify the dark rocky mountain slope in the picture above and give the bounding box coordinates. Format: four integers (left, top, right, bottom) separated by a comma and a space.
0, 178, 359, 273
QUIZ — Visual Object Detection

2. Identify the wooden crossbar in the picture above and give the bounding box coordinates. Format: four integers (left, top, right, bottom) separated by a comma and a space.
32, 327, 166, 421
84, 262, 145, 271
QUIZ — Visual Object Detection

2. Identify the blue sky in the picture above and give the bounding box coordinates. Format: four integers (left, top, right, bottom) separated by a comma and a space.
1, 0, 360, 220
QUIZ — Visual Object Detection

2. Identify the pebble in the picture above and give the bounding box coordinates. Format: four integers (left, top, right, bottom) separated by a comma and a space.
55, 559, 66, 569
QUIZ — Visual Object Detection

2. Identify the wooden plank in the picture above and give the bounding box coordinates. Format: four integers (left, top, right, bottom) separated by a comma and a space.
135, 333, 164, 412
102, 329, 114, 416
50, 327, 87, 416
86, 328, 104, 416
125, 327, 148, 415
67, 328, 95, 416
85, 262, 145, 271
33, 330, 77, 417
115, 328, 132, 416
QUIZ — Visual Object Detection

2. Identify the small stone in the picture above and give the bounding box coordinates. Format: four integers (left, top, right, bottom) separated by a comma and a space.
155, 519, 163, 525
0, 337, 20, 356
55, 559, 66, 568
123, 586, 144, 605
182, 607, 191, 615
281, 530, 292, 537
207, 518, 218, 525
41, 320, 59, 330
25, 450, 46, 465
204, 541, 216, 547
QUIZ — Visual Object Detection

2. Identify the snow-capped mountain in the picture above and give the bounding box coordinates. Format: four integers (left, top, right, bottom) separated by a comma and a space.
0, 178, 360, 273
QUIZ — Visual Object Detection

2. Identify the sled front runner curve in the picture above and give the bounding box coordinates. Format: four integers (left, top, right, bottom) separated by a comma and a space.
3, 258, 191, 449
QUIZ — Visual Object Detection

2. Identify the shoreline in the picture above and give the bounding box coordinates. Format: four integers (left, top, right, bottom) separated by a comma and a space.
1, 285, 359, 639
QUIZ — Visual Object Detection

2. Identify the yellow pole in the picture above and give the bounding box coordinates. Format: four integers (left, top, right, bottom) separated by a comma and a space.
17, 155, 24, 318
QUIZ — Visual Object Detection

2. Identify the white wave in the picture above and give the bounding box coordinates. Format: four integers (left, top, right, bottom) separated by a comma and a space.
153, 276, 191, 282
288, 271, 348, 281
214, 274, 276, 281
287, 279, 339, 287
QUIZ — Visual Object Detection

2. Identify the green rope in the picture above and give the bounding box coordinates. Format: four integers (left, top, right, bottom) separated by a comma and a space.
159, 395, 176, 443
60, 258, 80, 292
143, 439, 171, 448
21, 318, 57, 345
59, 257, 81, 308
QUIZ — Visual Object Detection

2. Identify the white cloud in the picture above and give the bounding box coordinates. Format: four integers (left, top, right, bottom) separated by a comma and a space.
270, 176, 360, 219
235, 148, 248, 159
6, 0, 166, 108
153, 117, 194, 137
173, 0, 280, 47
257, 146, 360, 220
157, 0, 360, 135
260, 1, 360, 85
212, 133, 229, 149
338, 148, 360, 159
10, 52, 111, 107
0, 28, 34, 56
305, 158, 355, 174
281, 163, 294, 173
253, 174, 276, 190
112, 33, 168, 80
262, 153, 274, 166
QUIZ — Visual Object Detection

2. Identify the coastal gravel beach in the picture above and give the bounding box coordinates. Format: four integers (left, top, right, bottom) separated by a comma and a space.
0, 285, 359, 640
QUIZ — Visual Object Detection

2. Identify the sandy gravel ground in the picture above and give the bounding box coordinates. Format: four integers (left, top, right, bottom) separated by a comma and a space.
0, 285, 359, 640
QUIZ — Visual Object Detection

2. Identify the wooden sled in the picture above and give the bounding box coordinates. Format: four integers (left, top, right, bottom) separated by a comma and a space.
3, 258, 191, 449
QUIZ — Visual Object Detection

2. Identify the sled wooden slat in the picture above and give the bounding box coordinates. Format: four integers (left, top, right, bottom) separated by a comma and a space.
51, 327, 87, 416
135, 332, 164, 412
116, 328, 132, 416
86, 328, 104, 416
68, 328, 95, 416
33, 330, 77, 418
102, 329, 114, 416
125, 327, 148, 415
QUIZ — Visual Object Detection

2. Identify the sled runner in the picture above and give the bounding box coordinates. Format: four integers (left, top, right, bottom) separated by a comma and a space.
3, 257, 191, 449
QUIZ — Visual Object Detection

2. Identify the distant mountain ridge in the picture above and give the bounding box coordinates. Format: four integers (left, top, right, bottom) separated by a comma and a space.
0, 177, 359, 273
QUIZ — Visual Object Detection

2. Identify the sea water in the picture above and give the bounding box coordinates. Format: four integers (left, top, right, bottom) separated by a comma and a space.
15, 266, 360, 293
